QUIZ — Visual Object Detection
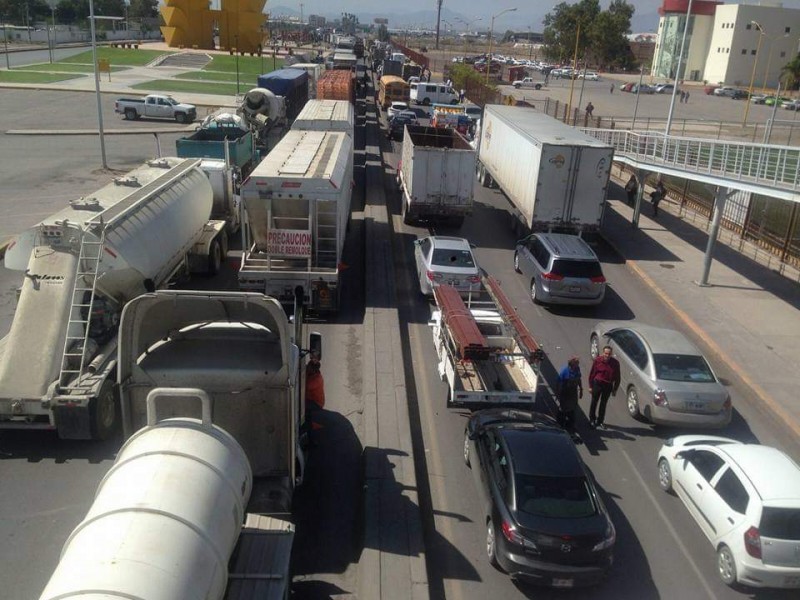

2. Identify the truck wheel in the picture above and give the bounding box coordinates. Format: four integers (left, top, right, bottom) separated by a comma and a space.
530, 279, 541, 305
514, 84, 521, 89
514, 252, 521, 273
535, 83, 542, 90
218, 230, 229, 260
175, 113, 187, 124
90, 380, 118, 441
208, 239, 222, 275
422, 98, 431, 106
124, 108, 136, 120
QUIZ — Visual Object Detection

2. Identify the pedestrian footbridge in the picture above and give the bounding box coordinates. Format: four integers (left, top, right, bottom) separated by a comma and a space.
583, 129, 800, 202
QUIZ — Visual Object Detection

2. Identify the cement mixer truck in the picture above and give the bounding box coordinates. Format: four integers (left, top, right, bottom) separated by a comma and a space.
0, 158, 230, 440
39, 289, 319, 600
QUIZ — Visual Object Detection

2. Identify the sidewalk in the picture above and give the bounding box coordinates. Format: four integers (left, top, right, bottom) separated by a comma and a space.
602, 187, 800, 439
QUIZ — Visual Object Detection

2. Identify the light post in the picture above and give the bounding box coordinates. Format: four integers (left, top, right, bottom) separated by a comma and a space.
3, 18, 9, 70
528, 26, 533, 62
743, 20, 765, 127
665, 0, 693, 136
566, 22, 581, 121
457, 17, 482, 59
234, 34, 240, 95
486, 7, 517, 86
51, 4, 57, 61
89, 0, 108, 170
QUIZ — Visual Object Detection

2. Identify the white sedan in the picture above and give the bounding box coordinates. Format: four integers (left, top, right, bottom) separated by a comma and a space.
657, 436, 800, 589
387, 101, 410, 119
413, 236, 481, 296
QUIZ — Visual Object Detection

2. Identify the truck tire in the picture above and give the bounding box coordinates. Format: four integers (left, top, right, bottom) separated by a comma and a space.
175, 112, 187, 124
535, 83, 542, 90
124, 108, 137, 120
514, 83, 521, 89
90, 380, 118, 441
422, 98, 431, 106
208, 238, 222, 275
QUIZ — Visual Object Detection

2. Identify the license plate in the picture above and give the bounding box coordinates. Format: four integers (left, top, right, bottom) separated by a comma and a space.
448, 280, 458, 286
785, 575, 800, 586
569, 286, 581, 293
685, 402, 705, 411
552, 579, 573, 588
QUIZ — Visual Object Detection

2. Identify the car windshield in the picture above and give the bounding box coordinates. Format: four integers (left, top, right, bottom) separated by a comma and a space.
759, 507, 800, 540
551, 259, 602, 278
515, 475, 596, 518
653, 354, 716, 382
431, 248, 475, 268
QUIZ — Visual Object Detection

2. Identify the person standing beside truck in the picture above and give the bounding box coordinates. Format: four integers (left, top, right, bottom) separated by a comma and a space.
650, 181, 666, 217
624, 175, 638, 206
556, 357, 583, 439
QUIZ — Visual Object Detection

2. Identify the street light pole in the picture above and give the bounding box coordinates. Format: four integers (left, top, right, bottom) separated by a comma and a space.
3, 18, 9, 70
743, 21, 765, 126
665, 0, 693, 136
486, 7, 517, 86
566, 21, 581, 122
89, 0, 108, 170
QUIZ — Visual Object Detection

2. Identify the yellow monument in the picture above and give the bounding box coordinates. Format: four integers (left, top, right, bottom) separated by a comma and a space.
161, 0, 267, 53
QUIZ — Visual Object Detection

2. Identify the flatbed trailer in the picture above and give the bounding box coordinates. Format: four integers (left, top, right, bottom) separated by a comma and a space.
430, 274, 543, 406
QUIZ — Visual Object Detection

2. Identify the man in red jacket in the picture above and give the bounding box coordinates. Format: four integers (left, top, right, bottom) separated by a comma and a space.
588, 345, 621, 430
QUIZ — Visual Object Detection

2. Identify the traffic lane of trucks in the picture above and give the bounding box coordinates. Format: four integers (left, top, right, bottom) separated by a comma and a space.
390, 170, 794, 597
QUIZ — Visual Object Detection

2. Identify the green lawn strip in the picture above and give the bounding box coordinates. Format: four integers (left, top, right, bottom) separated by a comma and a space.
174, 71, 259, 85
203, 55, 284, 76
24, 63, 130, 73
130, 79, 240, 96
59, 47, 172, 66
0, 70, 86, 83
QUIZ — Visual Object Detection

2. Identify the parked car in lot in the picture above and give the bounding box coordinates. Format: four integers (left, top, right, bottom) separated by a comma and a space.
387, 111, 418, 140
114, 94, 197, 123
388, 101, 410, 119
729, 89, 750, 100
514, 233, 606, 306
621, 82, 636, 92
589, 322, 732, 428
413, 236, 481, 296
714, 86, 740, 97
655, 83, 675, 94
464, 409, 616, 586
783, 99, 800, 110
765, 95, 790, 106
579, 71, 599, 81
632, 84, 656, 94
657, 436, 800, 589
750, 94, 769, 104
512, 77, 543, 90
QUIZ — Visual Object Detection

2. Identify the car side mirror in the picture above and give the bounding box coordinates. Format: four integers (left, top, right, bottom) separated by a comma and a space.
413, 239, 421, 245
675, 450, 693, 460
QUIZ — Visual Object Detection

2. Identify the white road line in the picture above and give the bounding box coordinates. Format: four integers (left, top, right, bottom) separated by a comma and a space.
618, 447, 718, 599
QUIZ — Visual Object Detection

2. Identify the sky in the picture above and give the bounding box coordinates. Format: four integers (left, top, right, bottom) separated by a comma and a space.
262, 0, 800, 31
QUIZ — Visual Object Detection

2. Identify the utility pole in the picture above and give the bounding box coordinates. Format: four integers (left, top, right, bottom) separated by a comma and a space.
435, 0, 443, 50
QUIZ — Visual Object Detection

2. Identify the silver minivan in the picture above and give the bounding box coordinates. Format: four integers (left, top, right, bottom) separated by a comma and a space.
514, 233, 606, 305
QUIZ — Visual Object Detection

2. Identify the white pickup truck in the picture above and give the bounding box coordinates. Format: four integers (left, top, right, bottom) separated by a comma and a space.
114, 94, 197, 123
512, 77, 543, 90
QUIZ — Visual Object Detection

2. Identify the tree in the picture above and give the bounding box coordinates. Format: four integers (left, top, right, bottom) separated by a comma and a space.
128, 0, 158, 19
781, 53, 800, 91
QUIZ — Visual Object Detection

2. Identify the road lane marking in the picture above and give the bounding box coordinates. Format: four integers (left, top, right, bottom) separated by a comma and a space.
618, 447, 717, 599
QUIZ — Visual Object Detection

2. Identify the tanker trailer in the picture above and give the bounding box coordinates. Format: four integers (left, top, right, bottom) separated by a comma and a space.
39, 389, 295, 600
0, 157, 228, 440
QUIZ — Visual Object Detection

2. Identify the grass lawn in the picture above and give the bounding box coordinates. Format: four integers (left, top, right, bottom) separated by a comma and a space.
0, 70, 85, 84
204, 55, 284, 76
175, 71, 259, 85
59, 47, 171, 66
131, 79, 240, 96
24, 63, 130, 73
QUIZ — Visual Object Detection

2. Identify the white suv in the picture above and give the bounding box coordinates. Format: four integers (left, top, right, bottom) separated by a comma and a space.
657, 436, 800, 589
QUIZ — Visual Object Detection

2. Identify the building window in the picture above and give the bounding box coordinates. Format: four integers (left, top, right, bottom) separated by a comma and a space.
751, 49, 756, 55
780, 51, 786, 58
727, 48, 730, 53
786, 27, 791, 34
746, 23, 752, 30
742, 49, 747, 54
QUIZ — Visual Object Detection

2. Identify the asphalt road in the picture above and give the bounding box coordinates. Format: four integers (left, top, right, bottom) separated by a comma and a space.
381, 127, 800, 599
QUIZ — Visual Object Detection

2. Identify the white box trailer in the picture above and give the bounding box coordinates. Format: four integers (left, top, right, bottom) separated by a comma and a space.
397, 125, 476, 227
239, 130, 353, 312
289, 62, 322, 99
292, 99, 354, 136
476, 105, 614, 236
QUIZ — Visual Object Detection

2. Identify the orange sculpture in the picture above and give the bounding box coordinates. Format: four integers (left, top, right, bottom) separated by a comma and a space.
161, 0, 267, 52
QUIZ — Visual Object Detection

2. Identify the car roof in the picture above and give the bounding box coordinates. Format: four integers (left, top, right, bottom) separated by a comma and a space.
428, 236, 472, 250
534, 233, 598, 260
501, 429, 585, 477
597, 321, 700, 355
390, 101, 408, 107
719, 444, 800, 500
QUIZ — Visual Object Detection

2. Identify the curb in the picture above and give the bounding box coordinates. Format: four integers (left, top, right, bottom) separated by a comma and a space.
601, 196, 800, 439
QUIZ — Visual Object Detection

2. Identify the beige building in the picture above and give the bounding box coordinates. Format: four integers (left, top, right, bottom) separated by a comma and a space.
652, 1, 800, 88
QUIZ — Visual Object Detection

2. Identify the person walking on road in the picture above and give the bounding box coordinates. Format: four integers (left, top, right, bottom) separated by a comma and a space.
556, 357, 583, 440
610, 82, 614, 94
624, 175, 638, 206
684, 91, 690, 103
588, 346, 620, 430
585, 102, 594, 118
680, 90, 686, 103
650, 181, 666, 217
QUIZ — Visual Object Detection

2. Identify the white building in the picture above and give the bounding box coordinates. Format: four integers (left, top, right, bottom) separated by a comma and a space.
652, 1, 800, 89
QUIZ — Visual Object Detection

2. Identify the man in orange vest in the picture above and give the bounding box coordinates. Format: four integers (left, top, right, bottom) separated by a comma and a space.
305, 352, 325, 411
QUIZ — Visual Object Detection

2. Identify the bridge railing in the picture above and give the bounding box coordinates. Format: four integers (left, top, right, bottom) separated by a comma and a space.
583, 129, 800, 192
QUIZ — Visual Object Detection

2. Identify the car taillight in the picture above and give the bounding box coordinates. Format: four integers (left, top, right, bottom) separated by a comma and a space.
744, 526, 762, 559
541, 272, 564, 281
653, 389, 668, 407
592, 520, 617, 551
723, 395, 732, 410
590, 275, 606, 284
501, 520, 538, 551
426, 271, 443, 282
467, 275, 480, 284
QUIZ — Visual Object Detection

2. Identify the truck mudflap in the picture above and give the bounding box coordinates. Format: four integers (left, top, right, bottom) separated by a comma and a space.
52, 404, 92, 439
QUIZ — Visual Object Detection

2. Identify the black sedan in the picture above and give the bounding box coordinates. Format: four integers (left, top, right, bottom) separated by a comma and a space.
464, 409, 616, 587
387, 111, 418, 141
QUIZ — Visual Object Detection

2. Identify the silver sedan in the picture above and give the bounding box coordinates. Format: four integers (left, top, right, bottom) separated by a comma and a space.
413, 236, 481, 297
589, 322, 732, 428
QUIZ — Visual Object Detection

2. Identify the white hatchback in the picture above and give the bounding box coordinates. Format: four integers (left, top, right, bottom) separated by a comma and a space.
657, 436, 800, 589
